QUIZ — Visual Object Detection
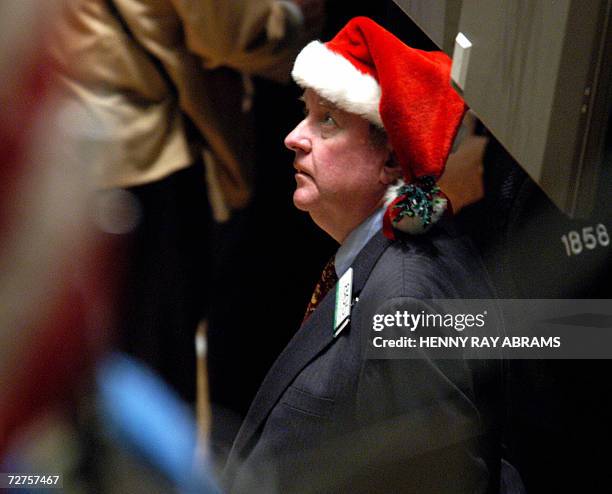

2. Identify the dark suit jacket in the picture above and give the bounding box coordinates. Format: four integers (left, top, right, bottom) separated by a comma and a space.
224, 223, 504, 493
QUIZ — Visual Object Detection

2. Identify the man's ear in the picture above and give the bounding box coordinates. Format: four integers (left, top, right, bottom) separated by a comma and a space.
380, 151, 402, 185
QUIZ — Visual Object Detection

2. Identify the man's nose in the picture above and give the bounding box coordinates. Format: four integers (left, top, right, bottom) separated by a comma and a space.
284, 119, 311, 154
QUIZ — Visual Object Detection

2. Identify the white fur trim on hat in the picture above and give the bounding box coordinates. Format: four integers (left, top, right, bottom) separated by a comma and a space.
292, 41, 383, 127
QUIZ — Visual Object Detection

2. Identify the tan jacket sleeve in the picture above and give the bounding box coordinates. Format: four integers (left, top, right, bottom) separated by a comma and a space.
171, 0, 307, 81
115, 0, 307, 82
51, 0, 315, 207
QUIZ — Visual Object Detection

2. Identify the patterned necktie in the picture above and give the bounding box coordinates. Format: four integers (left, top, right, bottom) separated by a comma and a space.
303, 256, 338, 323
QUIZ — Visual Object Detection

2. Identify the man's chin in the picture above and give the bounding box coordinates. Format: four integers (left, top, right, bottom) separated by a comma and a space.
292, 190, 315, 212
292, 199, 310, 212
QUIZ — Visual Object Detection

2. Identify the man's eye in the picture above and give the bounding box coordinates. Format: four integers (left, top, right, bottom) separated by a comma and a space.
321, 112, 337, 126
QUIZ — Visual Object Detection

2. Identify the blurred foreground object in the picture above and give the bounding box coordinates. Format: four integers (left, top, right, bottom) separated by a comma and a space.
0, 0, 119, 454
1, 3, 222, 491
3, 353, 221, 493
96, 352, 220, 493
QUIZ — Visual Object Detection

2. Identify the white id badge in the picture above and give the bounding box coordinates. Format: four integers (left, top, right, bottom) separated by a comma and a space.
333, 267, 353, 337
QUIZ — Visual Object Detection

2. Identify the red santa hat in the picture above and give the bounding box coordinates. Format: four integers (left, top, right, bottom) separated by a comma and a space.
291, 17, 466, 238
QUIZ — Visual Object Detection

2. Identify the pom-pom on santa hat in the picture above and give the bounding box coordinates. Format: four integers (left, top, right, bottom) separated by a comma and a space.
291, 17, 466, 238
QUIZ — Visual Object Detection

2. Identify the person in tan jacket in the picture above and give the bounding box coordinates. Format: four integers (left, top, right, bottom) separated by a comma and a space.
49, 0, 324, 401
51, 0, 322, 211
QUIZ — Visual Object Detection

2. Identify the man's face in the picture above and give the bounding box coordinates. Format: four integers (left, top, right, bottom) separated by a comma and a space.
284, 89, 391, 239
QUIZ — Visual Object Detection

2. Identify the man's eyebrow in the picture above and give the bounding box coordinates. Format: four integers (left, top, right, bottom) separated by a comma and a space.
298, 94, 340, 112
318, 99, 338, 110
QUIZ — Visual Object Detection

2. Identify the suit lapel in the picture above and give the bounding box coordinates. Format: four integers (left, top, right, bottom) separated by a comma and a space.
229, 232, 392, 460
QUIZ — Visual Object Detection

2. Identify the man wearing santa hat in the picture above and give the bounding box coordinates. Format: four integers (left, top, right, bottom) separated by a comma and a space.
224, 17, 504, 493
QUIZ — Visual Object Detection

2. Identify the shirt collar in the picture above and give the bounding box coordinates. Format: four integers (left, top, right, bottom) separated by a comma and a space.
334, 208, 384, 277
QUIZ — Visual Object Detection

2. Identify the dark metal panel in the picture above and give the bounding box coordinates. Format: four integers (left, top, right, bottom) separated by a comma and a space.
393, 0, 462, 53
394, 0, 612, 217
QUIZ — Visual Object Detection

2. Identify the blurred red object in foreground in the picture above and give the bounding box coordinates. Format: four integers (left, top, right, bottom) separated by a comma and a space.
0, 0, 123, 456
